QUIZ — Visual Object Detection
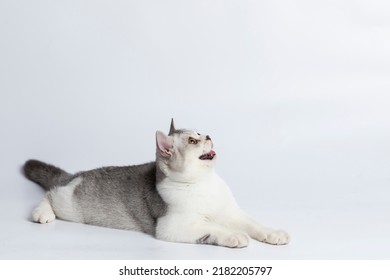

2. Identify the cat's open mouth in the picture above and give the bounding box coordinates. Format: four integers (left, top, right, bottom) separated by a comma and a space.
199, 150, 216, 160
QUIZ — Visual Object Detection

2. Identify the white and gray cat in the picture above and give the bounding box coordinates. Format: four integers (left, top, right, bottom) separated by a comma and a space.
24, 120, 289, 248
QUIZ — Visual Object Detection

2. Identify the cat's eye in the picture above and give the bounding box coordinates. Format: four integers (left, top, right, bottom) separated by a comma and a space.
188, 137, 199, 144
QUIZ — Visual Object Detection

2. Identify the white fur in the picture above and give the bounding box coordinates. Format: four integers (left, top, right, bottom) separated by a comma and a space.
49, 177, 83, 223
156, 171, 289, 247
32, 196, 56, 224
155, 129, 290, 247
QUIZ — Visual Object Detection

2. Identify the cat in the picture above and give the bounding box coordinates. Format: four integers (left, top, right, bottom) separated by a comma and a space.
23, 119, 289, 248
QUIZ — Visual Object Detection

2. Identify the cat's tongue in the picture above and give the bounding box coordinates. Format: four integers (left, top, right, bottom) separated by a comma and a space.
199, 150, 216, 160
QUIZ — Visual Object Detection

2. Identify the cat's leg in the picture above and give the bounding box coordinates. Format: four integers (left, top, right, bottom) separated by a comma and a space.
229, 212, 290, 245
156, 215, 249, 248
32, 194, 56, 224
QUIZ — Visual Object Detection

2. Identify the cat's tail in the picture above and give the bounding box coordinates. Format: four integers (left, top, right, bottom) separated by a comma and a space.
23, 159, 72, 191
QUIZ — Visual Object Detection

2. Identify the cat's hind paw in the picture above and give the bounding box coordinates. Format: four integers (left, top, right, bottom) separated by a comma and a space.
32, 198, 56, 224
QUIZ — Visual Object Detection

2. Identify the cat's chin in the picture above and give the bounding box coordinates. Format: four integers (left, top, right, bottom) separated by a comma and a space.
199, 150, 216, 160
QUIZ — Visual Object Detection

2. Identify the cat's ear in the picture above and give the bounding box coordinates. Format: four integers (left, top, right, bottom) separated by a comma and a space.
168, 118, 176, 136
156, 131, 174, 158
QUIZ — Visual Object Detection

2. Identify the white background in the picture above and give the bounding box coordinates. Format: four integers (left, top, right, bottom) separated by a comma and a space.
0, 0, 389, 259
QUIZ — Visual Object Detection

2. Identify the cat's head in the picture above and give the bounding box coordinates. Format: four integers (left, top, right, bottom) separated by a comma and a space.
155, 119, 216, 182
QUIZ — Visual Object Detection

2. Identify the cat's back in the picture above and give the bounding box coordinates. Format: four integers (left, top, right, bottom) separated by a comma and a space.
78, 162, 157, 188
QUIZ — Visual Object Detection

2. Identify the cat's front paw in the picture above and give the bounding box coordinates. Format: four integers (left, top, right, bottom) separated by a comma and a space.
221, 233, 249, 248
263, 230, 290, 245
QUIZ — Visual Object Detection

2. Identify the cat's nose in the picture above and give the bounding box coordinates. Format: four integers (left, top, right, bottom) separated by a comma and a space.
206, 135, 211, 141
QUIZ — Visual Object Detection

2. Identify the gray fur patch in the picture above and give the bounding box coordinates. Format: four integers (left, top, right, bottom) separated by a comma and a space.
196, 234, 217, 245
196, 234, 211, 244
72, 162, 167, 236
